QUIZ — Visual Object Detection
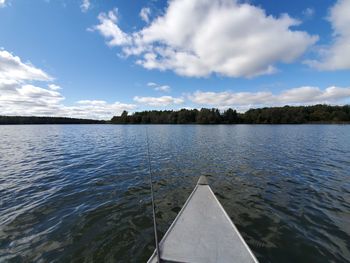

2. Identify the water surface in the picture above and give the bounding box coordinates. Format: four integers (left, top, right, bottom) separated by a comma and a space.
0, 125, 349, 262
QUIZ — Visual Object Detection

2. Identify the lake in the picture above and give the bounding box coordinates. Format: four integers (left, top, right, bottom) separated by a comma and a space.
0, 125, 349, 262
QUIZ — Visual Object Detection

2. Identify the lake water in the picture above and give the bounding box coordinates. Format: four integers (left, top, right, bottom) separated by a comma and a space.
0, 125, 349, 262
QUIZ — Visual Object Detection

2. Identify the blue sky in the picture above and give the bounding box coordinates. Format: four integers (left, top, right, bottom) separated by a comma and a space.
0, 0, 349, 119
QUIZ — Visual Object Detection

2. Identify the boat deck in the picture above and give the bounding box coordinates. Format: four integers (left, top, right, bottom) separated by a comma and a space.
148, 176, 258, 263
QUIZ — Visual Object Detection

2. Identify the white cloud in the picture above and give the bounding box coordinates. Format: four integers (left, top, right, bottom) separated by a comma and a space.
0, 0, 6, 8
306, 0, 350, 70
302, 8, 315, 19
0, 80, 65, 116
0, 79, 136, 119
134, 95, 184, 106
77, 100, 107, 105
92, 0, 318, 78
81, 0, 90, 12
189, 86, 350, 110
154, 85, 171, 92
65, 100, 136, 119
90, 8, 131, 47
147, 82, 171, 92
140, 7, 151, 23
48, 84, 61, 90
0, 50, 52, 82
0, 49, 136, 119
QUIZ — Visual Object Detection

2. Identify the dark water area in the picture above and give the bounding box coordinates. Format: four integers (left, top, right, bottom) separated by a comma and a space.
0, 125, 349, 263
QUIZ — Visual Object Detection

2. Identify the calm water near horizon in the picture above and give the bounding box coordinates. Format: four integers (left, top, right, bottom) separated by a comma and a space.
0, 125, 349, 262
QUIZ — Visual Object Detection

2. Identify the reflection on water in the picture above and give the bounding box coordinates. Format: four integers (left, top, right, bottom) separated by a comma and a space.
0, 125, 349, 262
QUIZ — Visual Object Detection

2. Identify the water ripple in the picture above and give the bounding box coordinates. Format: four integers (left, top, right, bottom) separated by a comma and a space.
0, 125, 349, 262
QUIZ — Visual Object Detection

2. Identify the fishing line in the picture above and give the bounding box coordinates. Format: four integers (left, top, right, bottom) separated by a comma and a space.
146, 128, 161, 263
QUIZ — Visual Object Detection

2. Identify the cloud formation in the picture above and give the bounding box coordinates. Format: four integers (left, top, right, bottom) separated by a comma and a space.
190, 86, 350, 110
302, 8, 315, 19
154, 85, 171, 92
140, 7, 151, 23
0, 50, 52, 81
0, 80, 136, 119
0, 49, 135, 119
81, 0, 91, 12
306, 0, 350, 70
0, 80, 65, 116
68, 100, 136, 119
134, 95, 184, 106
147, 82, 157, 87
147, 82, 171, 92
93, 0, 318, 78
2, 48, 349, 116
91, 9, 131, 46
0, 0, 6, 8
48, 84, 61, 90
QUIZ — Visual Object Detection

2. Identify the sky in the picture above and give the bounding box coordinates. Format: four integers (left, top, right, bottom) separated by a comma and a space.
0, 0, 349, 119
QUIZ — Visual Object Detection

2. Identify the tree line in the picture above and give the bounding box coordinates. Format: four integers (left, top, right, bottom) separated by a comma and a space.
1, 105, 349, 124
0, 116, 105, 125
111, 105, 350, 124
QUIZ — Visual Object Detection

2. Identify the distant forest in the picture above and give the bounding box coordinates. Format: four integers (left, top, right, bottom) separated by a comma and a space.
0, 116, 105, 125
1, 105, 349, 125
111, 105, 350, 124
